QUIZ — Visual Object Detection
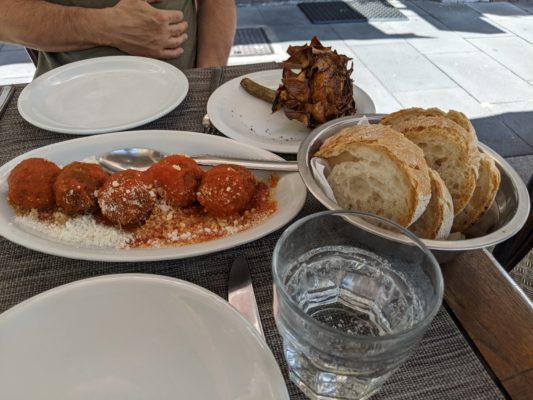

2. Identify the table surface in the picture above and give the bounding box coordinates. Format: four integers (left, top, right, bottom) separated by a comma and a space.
0, 62, 531, 400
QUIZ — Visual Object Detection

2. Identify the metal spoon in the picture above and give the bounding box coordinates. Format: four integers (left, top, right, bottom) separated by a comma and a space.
97, 148, 299, 173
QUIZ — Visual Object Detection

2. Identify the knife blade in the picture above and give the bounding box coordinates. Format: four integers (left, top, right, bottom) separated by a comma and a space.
0, 85, 14, 119
228, 256, 264, 337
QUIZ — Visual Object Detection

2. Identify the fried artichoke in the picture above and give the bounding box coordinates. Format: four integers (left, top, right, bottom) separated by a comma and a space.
272, 36, 356, 128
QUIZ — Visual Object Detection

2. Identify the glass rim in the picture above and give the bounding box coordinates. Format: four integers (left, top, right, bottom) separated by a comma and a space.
272, 210, 444, 342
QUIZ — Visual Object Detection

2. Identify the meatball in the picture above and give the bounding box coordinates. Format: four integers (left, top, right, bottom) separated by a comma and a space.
54, 162, 108, 215
97, 170, 156, 226
197, 165, 256, 217
145, 154, 204, 208
8, 158, 60, 210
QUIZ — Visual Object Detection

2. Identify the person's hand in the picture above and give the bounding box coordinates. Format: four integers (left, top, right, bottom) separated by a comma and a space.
103, 0, 188, 59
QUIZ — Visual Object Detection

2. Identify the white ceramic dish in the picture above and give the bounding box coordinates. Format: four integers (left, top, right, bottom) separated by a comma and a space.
0, 130, 307, 262
0, 274, 290, 400
18, 56, 188, 134
207, 69, 376, 154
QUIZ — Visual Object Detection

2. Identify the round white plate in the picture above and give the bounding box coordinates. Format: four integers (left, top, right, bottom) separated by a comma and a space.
18, 56, 189, 134
0, 130, 307, 262
207, 69, 376, 154
0, 274, 289, 400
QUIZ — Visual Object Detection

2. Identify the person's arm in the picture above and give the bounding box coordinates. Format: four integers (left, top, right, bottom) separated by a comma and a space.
195, 0, 236, 67
0, 0, 188, 59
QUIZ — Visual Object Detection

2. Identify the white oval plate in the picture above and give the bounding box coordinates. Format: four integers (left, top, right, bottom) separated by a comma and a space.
0, 274, 290, 400
18, 56, 189, 134
207, 69, 376, 154
0, 131, 306, 262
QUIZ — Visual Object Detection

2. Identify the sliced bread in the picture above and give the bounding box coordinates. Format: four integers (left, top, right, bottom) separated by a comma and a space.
445, 110, 480, 175
452, 152, 501, 233
314, 124, 431, 227
387, 116, 478, 216
379, 107, 446, 126
409, 169, 454, 240
381, 108, 481, 177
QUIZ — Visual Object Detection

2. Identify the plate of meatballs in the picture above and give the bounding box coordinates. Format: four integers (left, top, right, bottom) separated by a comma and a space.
0, 131, 307, 262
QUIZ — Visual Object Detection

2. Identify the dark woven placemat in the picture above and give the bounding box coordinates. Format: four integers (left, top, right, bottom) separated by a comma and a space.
0, 64, 505, 399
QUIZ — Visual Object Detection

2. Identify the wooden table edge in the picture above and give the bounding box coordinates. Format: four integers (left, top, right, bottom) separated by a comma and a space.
442, 249, 533, 399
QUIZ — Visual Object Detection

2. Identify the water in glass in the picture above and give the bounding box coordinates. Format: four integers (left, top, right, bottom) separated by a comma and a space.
280, 246, 423, 399
273, 211, 443, 400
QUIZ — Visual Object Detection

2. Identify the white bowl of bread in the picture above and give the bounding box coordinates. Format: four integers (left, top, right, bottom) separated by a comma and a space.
298, 108, 530, 260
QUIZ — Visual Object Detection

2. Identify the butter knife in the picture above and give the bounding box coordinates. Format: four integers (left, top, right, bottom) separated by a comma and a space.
228, 256, 265, 337
0, 85, 14, 119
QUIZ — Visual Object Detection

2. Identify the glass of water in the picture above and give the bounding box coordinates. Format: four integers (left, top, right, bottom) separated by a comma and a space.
272, 210, 443, 400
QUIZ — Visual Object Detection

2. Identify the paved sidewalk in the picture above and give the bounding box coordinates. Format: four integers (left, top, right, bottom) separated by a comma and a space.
1, 0, 532, 177
230, 0, 533, 180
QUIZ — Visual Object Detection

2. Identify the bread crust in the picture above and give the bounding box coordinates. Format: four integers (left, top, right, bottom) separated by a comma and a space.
409, 169, 454, 239
388, 116, 477, 216
381, 107, 481, 178
315, 124, 431, 226
445, 110, 480, 175
452, 152, 501, 232
379, 107, 446, 126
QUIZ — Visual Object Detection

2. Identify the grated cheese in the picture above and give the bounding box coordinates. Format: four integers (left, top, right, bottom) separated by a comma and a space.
14, 214, 133, 248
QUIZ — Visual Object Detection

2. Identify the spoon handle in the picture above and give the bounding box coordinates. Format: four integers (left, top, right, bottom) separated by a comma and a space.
193, 156, 299, 172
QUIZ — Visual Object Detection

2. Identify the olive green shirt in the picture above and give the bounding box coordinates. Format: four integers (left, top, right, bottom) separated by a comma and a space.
35, 0, 197, 77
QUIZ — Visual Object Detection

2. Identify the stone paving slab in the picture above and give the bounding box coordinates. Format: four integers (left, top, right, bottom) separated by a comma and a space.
468, 2, 529, 19
515, 0, 533, 15
0, 50, 31, 65
378, 7, 480, 54
506, 154, 533, 184
489, 101, 533, 148
468, 36, 533, 81
351, 42, 456, 93
428, 51, 533, 103
237, 5, 266, 26
386, 15, 479, 54
317, 39, 359, 60
407, 32, 478, 55
257, 4, 310, 26
354, 62, 403, 113
268, 23, 341, 43
0, 63, 35, 85
471, 115, 533, 158
330, 21, 413, 47
0, 43, 25, 52
389, 0, 431, 18
500, 113, 533, 147
411, 1, 512, 38
391, 87, 493, 118
488, 14, 533, 44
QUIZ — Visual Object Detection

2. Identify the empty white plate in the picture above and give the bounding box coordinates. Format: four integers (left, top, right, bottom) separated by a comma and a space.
18, 56, 189, 134
207, 69, 376, 154
0, 274, 289, 400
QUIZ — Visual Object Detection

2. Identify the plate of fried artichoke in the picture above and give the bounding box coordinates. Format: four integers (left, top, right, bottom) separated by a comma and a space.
207, 37, 375, 154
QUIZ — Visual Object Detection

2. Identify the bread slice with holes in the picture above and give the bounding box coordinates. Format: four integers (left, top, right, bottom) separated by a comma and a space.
314, 124, 431, 227
452, 152, 501, 233
381, 108, 481, 177
409, 169, 454, 239
444, 110, 480, 175
386, 116, 478, 216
